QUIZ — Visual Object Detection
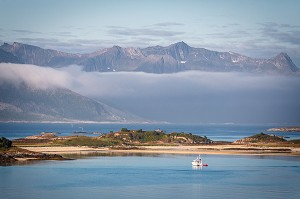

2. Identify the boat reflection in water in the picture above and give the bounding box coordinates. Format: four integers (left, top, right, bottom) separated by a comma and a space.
192, 165, 203, 170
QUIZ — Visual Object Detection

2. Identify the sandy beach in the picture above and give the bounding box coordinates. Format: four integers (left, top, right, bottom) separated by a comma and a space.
21, 145, 300, 156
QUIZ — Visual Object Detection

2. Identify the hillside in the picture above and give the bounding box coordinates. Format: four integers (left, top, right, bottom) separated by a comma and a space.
0, 82, 144, 123
234, 133, 287, 144
0, 49, 21, 64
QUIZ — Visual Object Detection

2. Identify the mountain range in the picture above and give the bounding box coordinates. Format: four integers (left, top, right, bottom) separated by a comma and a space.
0, 41, 299, 123
0, 82, 144, 123
0, 42, 298, 74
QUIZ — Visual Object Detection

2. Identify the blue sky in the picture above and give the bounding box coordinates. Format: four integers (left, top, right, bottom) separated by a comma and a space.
1, 0, 300, 66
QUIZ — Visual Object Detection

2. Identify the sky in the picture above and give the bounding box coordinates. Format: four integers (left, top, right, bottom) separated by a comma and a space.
0, 0, 300, 66
1, 0, 300, 124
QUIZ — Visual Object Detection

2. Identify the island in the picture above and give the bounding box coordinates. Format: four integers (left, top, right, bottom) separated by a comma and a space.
266, 126, 300, 132
1, 129, 300, 165
0, 137, 66, 166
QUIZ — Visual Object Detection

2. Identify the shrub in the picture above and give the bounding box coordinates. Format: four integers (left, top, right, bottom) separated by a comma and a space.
0, 137, 12, 148
121, 128, 130, 132
54, 136, 120, 147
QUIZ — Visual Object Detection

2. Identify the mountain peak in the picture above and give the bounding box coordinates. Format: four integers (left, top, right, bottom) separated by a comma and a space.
272, 52, 299, 72
275, 52, 289, 59
5, 42, 41, 51
112, 45, 122, 49
13, 42, 22, 46
170, 41, 191, 49
1, 42, 299, 74
2, 42, 12, 47
166, 41, 191, 61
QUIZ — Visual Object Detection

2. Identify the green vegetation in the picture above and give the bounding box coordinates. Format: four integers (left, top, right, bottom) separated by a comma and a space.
169, 132, 211, 144
102, 129, 212, 145
248, 133, 286, 143
233, 133, 300, 148
235, 133, 287, 145
121, 128, 130, 132
53, 136, 120, 147
0, 137, 12, 149
13, 129, 213, 147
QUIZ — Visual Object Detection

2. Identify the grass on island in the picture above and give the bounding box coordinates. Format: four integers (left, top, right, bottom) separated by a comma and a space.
10, 129, 300, 149
53, 136, 120, 147
248, 133, 286, 143
12, 128, 212, 148
4, 130, 300, 165
234, 132, 300, 147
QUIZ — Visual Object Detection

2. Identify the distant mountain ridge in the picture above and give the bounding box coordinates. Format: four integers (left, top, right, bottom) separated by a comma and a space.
0, 82, 144, 123
0, 49, 22, 64
0, 41, 298, 74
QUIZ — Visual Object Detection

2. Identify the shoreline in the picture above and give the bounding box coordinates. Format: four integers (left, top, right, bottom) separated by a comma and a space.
21, 145, 300, 156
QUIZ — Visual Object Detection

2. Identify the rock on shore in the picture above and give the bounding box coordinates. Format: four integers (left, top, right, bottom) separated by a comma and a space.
0, 147, 67, 166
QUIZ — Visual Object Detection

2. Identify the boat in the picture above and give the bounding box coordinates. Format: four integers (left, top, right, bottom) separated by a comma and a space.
192, 155, 202, 166
192, 155, 208, 166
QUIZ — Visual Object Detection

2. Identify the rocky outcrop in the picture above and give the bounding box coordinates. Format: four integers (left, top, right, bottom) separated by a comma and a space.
0, 147, 67, 166
0, 153, 17, 164
1, 137, 66, 166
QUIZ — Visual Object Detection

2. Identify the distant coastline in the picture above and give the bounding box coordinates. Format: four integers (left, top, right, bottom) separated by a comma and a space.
267, 126, 300, 132
2, 127, 300, 166
0, 121, 169, 124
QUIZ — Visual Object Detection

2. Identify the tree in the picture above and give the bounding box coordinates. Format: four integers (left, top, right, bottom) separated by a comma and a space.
0, 137, 12, 148
121, 128, 129, 132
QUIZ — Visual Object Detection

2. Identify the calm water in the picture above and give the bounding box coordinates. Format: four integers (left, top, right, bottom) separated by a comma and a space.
1, 123, 300, 141
1, 154, 300, 199
1, 123, 300, 198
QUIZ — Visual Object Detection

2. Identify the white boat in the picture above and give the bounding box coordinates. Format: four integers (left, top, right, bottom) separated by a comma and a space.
192, 155, 202, 166
192, 155, 208, 166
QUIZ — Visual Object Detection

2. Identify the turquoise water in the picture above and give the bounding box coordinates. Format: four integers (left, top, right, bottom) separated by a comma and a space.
1, 123, 300, 199
1, 154, 300, 199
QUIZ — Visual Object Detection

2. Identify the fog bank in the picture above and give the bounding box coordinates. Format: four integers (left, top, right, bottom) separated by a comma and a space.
1, 63, 300, 124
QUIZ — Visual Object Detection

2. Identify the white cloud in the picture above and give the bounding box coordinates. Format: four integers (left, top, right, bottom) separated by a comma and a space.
1, 63, 300, 123
0, 63, 71, 89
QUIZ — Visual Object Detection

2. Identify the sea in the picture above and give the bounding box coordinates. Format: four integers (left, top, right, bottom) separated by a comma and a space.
1, 122, 300, 141
1, 123, 300, 199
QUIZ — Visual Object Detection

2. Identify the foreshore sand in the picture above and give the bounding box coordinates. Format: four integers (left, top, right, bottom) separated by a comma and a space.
21, 145, 300, 156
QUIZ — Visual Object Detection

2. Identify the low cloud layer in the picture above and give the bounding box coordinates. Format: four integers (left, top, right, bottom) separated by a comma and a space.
1, 63, 300, 124
0, 63, 70, 89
